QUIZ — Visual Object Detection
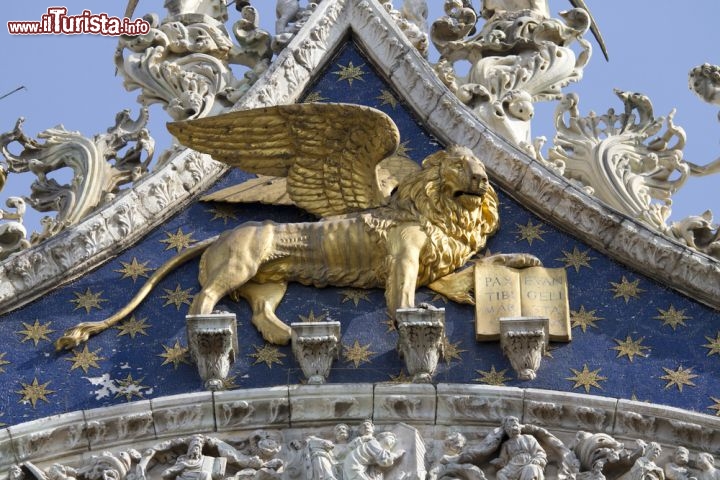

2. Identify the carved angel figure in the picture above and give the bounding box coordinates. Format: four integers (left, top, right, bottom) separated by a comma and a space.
56, 103, 541, 350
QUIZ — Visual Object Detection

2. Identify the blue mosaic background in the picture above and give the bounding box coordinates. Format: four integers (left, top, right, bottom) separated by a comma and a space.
1, 41, 719, 427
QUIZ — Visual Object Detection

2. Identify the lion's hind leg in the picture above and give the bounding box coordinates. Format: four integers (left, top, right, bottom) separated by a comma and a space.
235, 281, 291, 345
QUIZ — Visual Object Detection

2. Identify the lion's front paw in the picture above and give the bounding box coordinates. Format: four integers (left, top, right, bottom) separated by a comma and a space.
481, 253, 542, 269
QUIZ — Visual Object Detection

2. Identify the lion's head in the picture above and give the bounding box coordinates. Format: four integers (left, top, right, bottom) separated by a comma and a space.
391, 145, 500, 283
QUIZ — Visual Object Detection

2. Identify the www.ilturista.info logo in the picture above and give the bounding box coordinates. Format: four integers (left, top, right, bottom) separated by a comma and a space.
7, 7, 151, 36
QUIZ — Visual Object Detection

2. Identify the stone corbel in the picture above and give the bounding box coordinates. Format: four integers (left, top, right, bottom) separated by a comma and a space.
186, 313, 238, 390
290, 321, 341, 384
396, 306, 445, 383
499, 316, 549, 381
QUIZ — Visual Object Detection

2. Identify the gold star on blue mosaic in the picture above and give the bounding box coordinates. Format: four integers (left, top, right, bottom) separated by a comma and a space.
298, 310, 329, 323
570, 305, 603, 332
249, 344, 286, 368
161, 284, 194, 310
65, 345, 105, 374
343, 339, 375, 368
474, 366, 511, 386
71, 288, 108, 313
16, 320, 55, 346
159, 340, 190, 369
377, 89, 398, 109
654, 305, 691, 330
115, 373, 148, 401
388, 370, 412, 383
16, 377, 55, 408
208, 205, 238, 225
222, 375, 239, 390
340, 289, 371, 306
0, 352, 10, 373
115, 257, 152, 282
566, 364, 607, 393
116, 315, 150, 339
160, 227, 196, 252
333, 61, 365, 85
395, 141, 412, 158
610, 276, 643, 303
303, 91, 328, 103
611, 335, 649, 362
556, 246, 595, 273
660, 366, 697, 392
703, 333, 720, 356
441, 337, 466, 364
516, 220, 546, 245
708, 397, 720, 416
382, 316, 397, 333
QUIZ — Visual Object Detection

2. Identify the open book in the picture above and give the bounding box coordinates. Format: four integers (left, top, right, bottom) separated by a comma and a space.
474, 265, 571, 341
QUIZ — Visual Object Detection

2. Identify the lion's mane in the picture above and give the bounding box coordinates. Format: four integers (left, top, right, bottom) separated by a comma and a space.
390, 146, 500, 285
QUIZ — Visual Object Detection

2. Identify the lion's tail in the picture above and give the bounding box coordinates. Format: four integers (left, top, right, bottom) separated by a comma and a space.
54, 235, 218, 351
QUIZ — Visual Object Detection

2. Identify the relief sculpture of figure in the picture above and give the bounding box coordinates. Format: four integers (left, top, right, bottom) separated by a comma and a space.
491, 416, 548, 480
695, 453, 720, 480
342, 421, 404, 480
56, 103, 539, 350
303, 435, 338, 480
160, 436, 222, 480
664, 447, 696, 480
618, 442, 665, 480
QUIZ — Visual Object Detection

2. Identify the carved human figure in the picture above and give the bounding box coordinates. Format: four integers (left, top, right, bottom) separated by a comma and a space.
342, 421, 404, 480
304, 435, 338, 480
695, 453, 720, 480
491, 416, 547, 480
429, 432, 486, 480
618, 442, 664, 480
664, 447, 696, 480
347, 420, 377, 450
333, 424, 351, 464
161, 436, 215, 480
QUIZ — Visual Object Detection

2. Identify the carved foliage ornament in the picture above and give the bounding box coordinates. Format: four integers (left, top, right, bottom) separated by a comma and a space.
430, 0, 603, 156
549, 89, 720, 259
0, 108, 154, 250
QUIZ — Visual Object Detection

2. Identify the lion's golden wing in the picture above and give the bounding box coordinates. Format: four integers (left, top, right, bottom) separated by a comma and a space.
168, 103, 400, 217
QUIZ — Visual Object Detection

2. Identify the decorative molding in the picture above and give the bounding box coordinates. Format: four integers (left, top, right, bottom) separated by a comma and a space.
187, 313, 239, 391
396, 307, 445, 383
290, 321, 341, 385
499, 317, 549, 381
4, 385, 720, 479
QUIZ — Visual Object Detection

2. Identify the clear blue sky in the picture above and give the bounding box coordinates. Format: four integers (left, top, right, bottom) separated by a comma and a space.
1, 1, 718, 229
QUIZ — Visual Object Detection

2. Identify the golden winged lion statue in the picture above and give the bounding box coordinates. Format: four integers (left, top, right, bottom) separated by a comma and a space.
56, 103, 539, 350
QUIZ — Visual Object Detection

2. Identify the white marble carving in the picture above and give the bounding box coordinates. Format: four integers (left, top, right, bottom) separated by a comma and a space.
499, 317, 549, 381
4, 386, 720, 479
115, 10, 236, 121
378, 0, 428, 57
430, 0, 594, 156
290, 322, 341, 385
549, 90, 720, 260
0, 109, 153, 244
396, 306, 445, 383
186, 313, 238, 391
0, 197, 30, 260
